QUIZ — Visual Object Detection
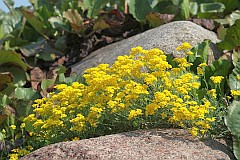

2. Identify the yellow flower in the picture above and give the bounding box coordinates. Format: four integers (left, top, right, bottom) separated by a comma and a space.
187, 51, 194, 55
9, 125, 16, 130
128, 109, 143, 120
20, 123, 25, 129
199, 63, 207, 67
144, 74, 157, 85
197, 67, 203, 75
9, 153, 19, 160
207, 89, 217, 98
189, 127, 198, 137
231, 90, 240, 96
72, 137, 80, 141
176, 42, 192, 51
210, 76, 224, 84
181, 42, 192, 50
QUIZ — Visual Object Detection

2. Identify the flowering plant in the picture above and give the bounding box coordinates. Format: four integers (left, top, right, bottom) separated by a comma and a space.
6, 42, 236, 159
21, 42, 228, 145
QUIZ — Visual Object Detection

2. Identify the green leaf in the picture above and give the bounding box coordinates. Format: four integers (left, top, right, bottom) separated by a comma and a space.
204, 59, 231, 92
21, 8, 47, 36
200, 3, 225, 13
233, 138, 240, 160
91, 0, 109, 18
225, 100, 240, 138
20, 39, 45, 57
190, 40, 210, 63
0, 9, 23, 39
217, 19, 240, 51
48, 16, 69, 31
0, 67, 26, 87
14, 88, 40, 100
229, 62, 240, 90
128, 0, 153, 21
216, 0, 239, 15
180, 0, 190, 20
0, 132, 5, 141
232, 49, 240, 67
41, 79, 55, 91
0, 94, 11, 109
189, 2, 198, 15
0, 50, 27, 71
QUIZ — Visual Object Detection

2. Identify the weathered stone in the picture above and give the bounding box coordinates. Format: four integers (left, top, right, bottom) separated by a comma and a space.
71, 21, 221, 76
21, 128, 235, 160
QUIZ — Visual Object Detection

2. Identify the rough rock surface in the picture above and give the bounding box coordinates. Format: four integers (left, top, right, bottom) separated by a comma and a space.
21, 128, 235, 160
71, 21, 221, 76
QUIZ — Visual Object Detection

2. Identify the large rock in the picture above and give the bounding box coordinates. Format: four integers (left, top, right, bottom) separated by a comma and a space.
21, 128, 235, 160
71, 21, 220, 76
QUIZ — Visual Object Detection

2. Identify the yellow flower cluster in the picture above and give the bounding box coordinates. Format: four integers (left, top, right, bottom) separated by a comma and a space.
176, 42, 192, 51
24, 44, 218, 142
210, 76, 224, 84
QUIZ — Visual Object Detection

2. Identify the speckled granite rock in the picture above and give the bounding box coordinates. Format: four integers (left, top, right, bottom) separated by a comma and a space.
21, 128, 235, 160
71, 21, 221, 76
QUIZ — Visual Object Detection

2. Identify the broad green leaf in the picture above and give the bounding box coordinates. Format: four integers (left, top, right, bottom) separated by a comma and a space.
229, 62, 240, 90
200, 3, 225, 13
0, 50, 27, 71
21, 8, 47, 36
216, 0, 239, 14
48, 16, 69, 31
189, 2, 198, 15
91, 0, 109, 18
41, 79, 55, 91
232, 49, 240, 67
56, 65, 67, 75
0, 67, 26, 87
233, 138, 240, 160
0, 83, 15, 96
0, 9, 23, 39
225, 100, 240, 138
20, 39, 45, 57
190, 40, 210, 64
128, 0, 153, 21
217, 19, 240, 51
180, 0, 190, 20
14, 88, 40, 100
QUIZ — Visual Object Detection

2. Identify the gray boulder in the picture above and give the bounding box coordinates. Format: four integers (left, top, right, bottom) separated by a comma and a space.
71, 21, 221, 76
21, 128, 235, 160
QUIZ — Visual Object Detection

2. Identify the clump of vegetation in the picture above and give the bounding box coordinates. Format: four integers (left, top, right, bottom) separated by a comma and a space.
2, 43, 233, 159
